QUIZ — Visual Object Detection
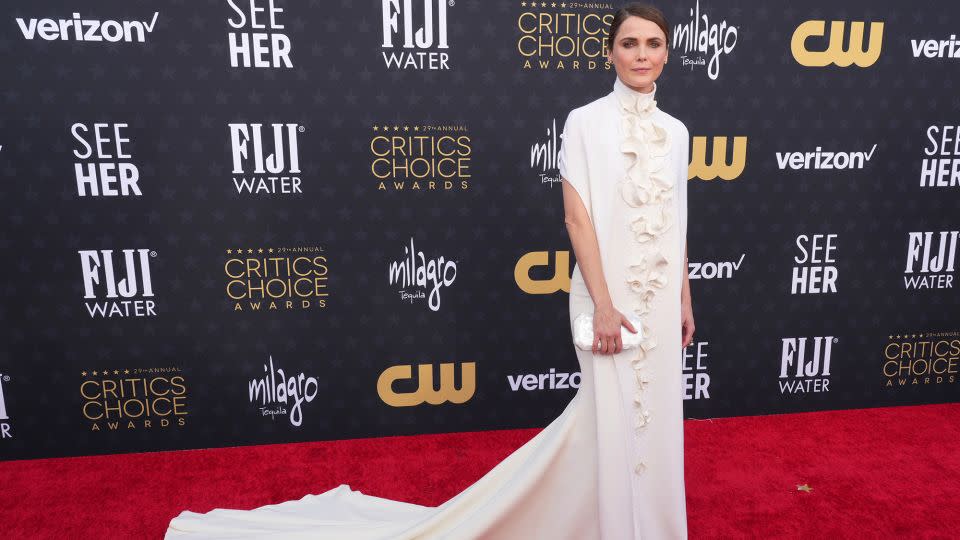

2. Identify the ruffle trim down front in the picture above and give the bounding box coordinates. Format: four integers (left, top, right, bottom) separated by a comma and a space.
613, 84, 674, 476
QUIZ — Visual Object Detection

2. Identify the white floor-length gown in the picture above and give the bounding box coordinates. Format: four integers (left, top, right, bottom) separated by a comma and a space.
166, 76, 689, 539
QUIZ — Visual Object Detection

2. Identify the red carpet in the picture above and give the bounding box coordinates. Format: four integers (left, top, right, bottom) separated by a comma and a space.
3, 403, 959, 539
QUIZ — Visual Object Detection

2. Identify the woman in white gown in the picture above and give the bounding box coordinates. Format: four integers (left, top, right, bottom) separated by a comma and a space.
166, 4, 694, 538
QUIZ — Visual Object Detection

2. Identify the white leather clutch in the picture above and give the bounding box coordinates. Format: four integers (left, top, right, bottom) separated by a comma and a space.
572, 313, 644, 351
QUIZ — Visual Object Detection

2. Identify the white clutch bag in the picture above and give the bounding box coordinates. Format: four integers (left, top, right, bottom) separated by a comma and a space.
572, 313, 644, 351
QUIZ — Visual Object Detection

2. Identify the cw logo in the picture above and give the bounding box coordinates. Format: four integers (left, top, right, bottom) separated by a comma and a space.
688, 137, 748, 181
515, 251, 570, 294
377, 362, 476, 407
791, 20, 884, 67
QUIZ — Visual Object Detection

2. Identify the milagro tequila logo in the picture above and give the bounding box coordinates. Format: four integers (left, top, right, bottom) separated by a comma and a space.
671, 1, 739, 80
381, 0, 451, 70
388, 238, 457, 311
248, 356, 319, 426
530, 118, 562, 187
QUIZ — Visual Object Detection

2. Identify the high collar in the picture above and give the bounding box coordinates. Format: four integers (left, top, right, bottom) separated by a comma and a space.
613, 76, 657, 116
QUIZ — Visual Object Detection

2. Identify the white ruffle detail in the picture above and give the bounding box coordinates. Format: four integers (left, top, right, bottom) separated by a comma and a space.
613, 77, 674, 476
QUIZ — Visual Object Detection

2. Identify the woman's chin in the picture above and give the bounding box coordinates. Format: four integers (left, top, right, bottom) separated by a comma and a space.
622, 73, 656, 92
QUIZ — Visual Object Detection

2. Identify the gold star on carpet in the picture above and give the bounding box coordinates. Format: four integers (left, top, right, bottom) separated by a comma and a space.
258, 248, 264, 253
414, 126, 420, 131
382, 125, 390, 131
113, 370, 120, 375
92, 371, 98, 376
268, 248, 274, 253
393, 125, 399, 131
247, 249, 253, 254
403, 125, 409, 131
796, 484, 813, 493
372, 126, 379, 131
81, 371, 87, 376
124, 369, 130, 374
226, 249, 232, 254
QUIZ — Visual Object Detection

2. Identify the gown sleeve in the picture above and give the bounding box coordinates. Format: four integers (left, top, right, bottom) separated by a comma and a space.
558, 108, 592, 223
676, 120, 689, 246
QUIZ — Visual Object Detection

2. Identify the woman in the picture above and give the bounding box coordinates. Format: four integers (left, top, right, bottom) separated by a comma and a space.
166, 4, 692, 538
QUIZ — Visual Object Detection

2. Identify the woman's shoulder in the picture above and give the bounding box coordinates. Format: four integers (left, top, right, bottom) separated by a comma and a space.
656, 108, 690, 138
563, 93, 616, 130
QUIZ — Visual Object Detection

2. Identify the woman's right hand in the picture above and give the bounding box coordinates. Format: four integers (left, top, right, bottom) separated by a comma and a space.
592, 304, 638, 355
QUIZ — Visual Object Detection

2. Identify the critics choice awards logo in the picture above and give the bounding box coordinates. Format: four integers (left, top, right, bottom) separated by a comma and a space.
80, 367, 187, 431
370, 124, 471, 191
248, 356, 319, 427
223, 246, 330, 311
79, 249, 157, 318
16, 11, 159, 43
883, 332, 959, 387
671, 1, 739, 80
72, 123, 142, 197
779, 336, 836, 394
381, 0, 452, 70
516, 2, 614, 71
229, 123, 304, 195
920, 125, 960, 188
388, 238, 458, 311
0, 373, 12, 440
226, 0, 293, 68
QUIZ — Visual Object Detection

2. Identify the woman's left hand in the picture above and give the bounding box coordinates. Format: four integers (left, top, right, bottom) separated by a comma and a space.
681, 297, 695, 348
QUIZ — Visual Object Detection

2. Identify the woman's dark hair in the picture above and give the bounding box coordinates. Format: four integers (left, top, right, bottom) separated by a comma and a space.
608, 3, 670, 51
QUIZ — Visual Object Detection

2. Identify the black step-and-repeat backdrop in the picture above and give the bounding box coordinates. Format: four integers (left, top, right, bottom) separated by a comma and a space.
1, 0, 958, 461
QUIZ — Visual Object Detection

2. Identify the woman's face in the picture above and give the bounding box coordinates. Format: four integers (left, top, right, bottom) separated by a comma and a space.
607, 16, 668, 93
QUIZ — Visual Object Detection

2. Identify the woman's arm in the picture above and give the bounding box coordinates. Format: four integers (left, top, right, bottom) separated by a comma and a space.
562, 179, 637, 355
681, 243, 695, 348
